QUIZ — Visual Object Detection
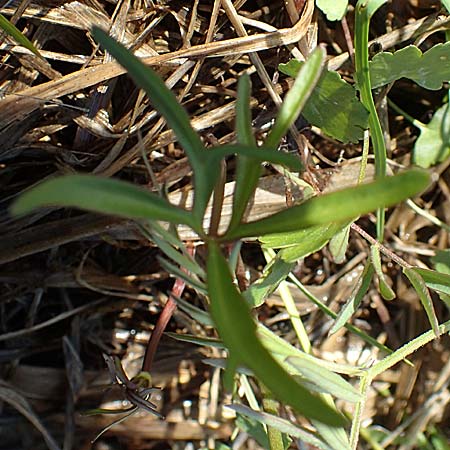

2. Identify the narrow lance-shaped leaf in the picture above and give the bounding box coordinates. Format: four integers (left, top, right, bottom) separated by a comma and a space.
265, 47, 325, 150
91, 27, 212, 221
229, 74, 263, 231
330, 261, 374, 334
0, 14, 43, 58
403, 267, 439, 336
223, 169, 430, 241
370, 245, 395, 300
10, 175, 198, 230
206, 241, 345, 426
414, 267, 450, 296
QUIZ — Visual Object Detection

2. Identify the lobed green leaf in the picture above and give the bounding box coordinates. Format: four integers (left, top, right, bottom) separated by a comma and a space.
279, 61, 369, 143
370, 43, 450, 91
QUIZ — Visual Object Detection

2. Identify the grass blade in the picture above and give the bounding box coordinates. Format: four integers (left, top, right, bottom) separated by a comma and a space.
0, 13, 42, 58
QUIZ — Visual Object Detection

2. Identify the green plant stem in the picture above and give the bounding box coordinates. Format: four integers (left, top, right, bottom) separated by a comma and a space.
260, 384, 284, 450
354, 1, 388, 240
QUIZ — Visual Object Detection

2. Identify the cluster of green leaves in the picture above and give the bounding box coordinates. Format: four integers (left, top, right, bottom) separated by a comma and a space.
8, 2, 448, 448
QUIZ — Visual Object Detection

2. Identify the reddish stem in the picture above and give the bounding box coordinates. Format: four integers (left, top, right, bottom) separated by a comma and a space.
142, 246, 194, 373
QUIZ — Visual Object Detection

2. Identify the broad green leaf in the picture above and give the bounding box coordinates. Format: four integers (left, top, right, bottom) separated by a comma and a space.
91, 27, 212, 221
10, 175, 197, 229
370, 245, 395, 300
227, 404, 333, 450
412, 103, 450, 168
331, 261, 374, 334
230, 75, 263, 231
328, 224, 351, 263
261, 222, 344, 249
413, 267, 450, 296
443, 0, 450, 13
279, 223, 347, 263
279, 62, 369, 143
0, 14, 42, 58
244, 257, 295, 307
206, 242, 345, 426
265, 47, 325, 150
403, 267, 439, 336
316, 0, 348, 21
370, 43, 450, 90
223, 169, 430, 241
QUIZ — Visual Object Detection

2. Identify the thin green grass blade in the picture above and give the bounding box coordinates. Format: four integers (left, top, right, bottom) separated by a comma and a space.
157, 257, 207, 293
223, 169, 430, 241
403, 267, 439, 336
10, 175, 197, 230
0, 14, 42, 58
265, 47, 325, 150
206, 242, 345, 426
91, 27, 212, 221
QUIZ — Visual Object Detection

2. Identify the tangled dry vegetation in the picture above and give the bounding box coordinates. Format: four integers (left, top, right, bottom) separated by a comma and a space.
0, 0, 449, 449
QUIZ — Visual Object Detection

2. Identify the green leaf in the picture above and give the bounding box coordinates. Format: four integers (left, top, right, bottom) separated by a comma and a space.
413, 267, 450, 296
286, 356, 361, 402
316, 0, 349, 21
443, 0, 450, 13
261, 222, 345, 249
369, 43, 450, 90
370, 245, 395, 300
331, 261, 374, 334
91, 27, 212, 221
328, 224, 351, 264
403, 267, 439, 336
431, 250, 450, 275
279, 61, 368, 143
10, 175, 197, 229
0, 13, 43, 58
412, 103, 450, 168
206, 242, 345, 426
228, 404, 333, 450
278, 223, 348, 263
224, 169, 430, 241
265, 47, 325, 150
244, 257, 295, 307
230, 75, 263, 231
